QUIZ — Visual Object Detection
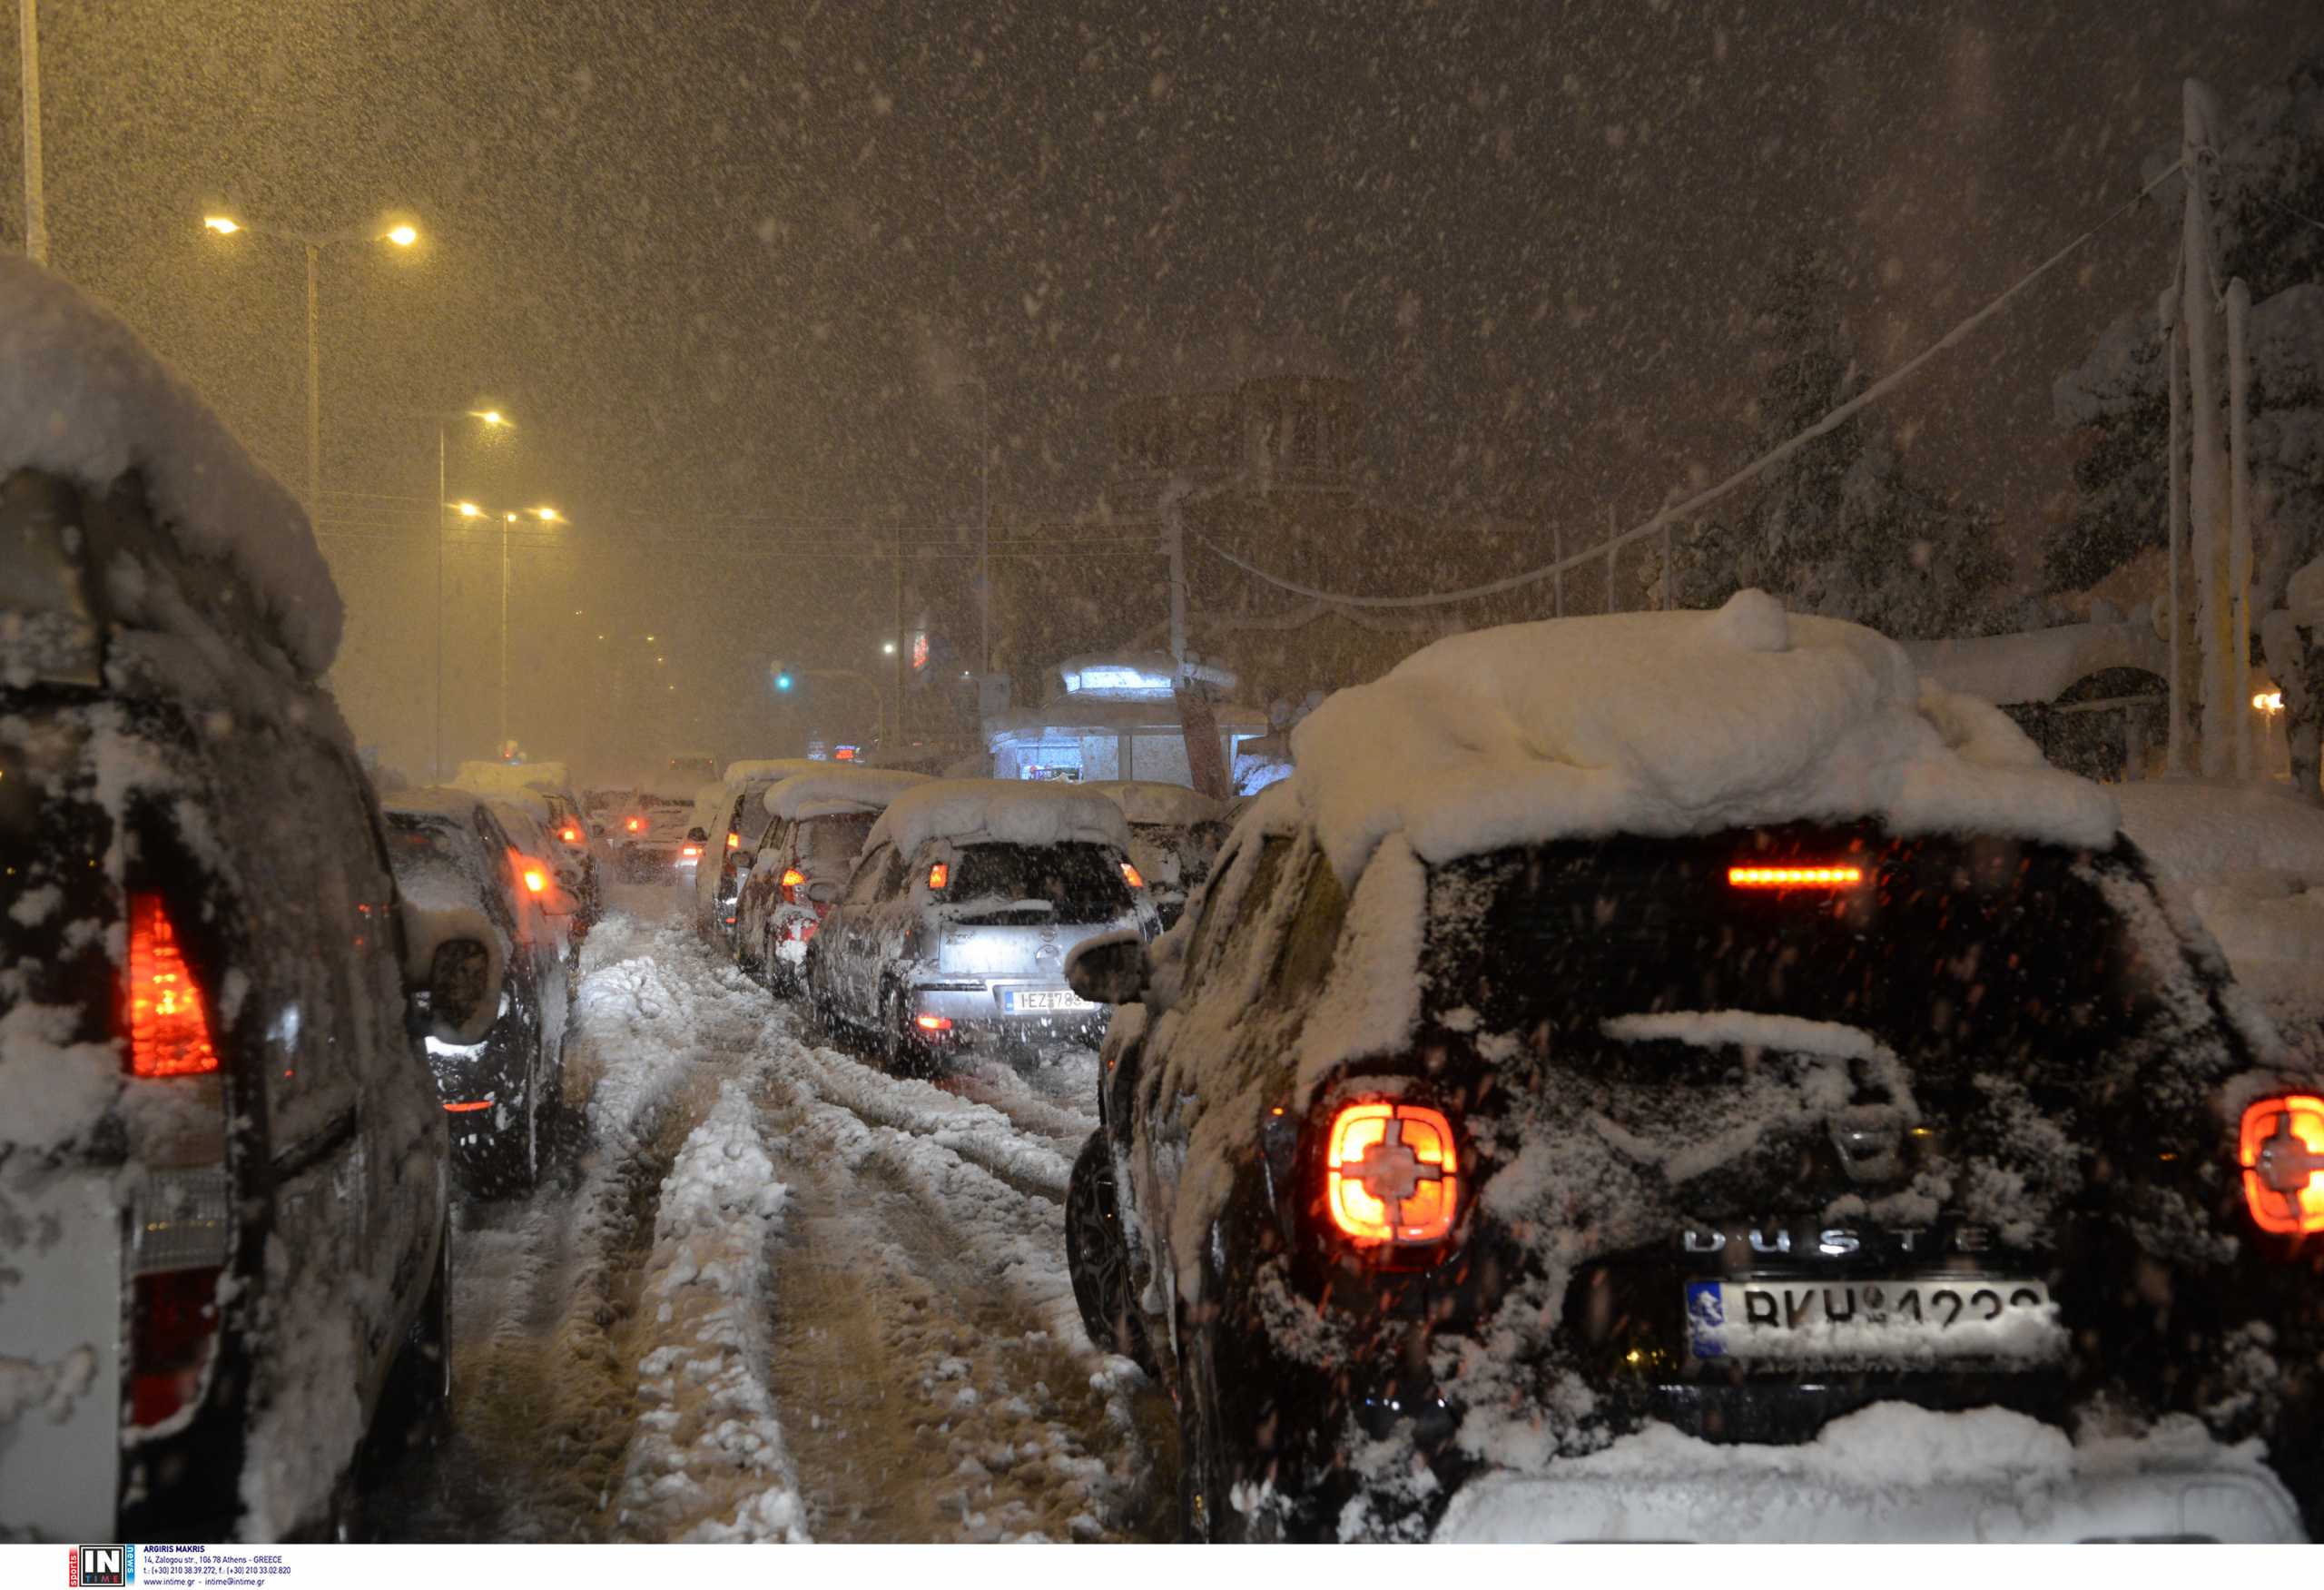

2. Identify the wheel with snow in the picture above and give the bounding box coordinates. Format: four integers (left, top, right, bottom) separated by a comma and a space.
1066, 1132, 1156, 1375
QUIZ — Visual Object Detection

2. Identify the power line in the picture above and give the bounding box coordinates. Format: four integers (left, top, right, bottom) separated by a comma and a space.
1202, 159, 2188, 612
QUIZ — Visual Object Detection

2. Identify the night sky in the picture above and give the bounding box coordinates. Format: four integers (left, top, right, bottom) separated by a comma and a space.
5, 0, 2318, 771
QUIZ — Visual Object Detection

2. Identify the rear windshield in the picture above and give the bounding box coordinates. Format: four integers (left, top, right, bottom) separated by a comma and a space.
386, 815, 484, 894
736, 799, 779, 848
1428, 825, 2199, 1095
951, 841, 1132, 923
801, 811, 875, 864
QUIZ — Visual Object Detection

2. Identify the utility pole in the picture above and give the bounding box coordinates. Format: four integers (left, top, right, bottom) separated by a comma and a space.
892, 511, 906, 754
305, 242, 321, 518
2181, 79, 2240, 779
2164, 283, 2191, 774
19, 0, 45, 264
435, 423, 447, 778
2228, 277, 2256, 778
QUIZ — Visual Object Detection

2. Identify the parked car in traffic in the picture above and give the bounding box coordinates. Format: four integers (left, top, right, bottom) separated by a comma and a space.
1084, 781, 1229, 931
456, 761, 603, 938
687, 759, 822, 943
1065, 594, 2324, 1543
609, 788, 699, 882
735, 765, 932, 990
381, 788, 573, 1193
0, 261, 449, 1542
803, 780, 1158, 1068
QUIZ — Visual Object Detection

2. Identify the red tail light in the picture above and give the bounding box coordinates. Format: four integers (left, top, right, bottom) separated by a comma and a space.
914, 1013, 953, 1032
443, 1100, 495, 1113
1120, 861, 1146, 889
1728, 864, 1864, 890
126, 894, 220, 1078
560, 825, 581, 844
2240, 1095, 2324, 1235
726, 831, 742, 851
681, 844, 701, 859
521, 864, 547, 894
1325, 1101, 1460, 1246
780, 867, 806, 889
927, 862, 949, 890
130, 1266, 221, 1427
625, 816, 644, 834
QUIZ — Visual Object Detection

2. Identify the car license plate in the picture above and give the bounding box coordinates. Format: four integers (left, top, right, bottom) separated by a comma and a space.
1005, 987, 1094, 1014
1683, 1278, 2061, 1364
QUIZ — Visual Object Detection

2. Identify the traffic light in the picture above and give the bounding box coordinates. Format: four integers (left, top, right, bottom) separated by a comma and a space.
775, 672, 793, 691
771, 661, 794, 693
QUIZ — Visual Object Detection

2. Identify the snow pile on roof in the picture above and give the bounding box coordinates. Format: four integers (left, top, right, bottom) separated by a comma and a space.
1903, 618, 2167, 707
868, 778, 1132, 855
456, 759, 573, 796
1081, 780, 1222, 829
722, 757, 822, 785
762, 765, 931, 821
1287, 590, 2120, 879
0, 257, 340, 676
1434, 1404, 2299, 1543
381, 786, 491, 824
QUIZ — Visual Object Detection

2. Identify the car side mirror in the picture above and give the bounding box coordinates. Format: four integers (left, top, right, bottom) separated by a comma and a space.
426, 937, 501, 1046
686, 825, 709, 843
1067, 931, 1147, 1005
734, 848, 755, 868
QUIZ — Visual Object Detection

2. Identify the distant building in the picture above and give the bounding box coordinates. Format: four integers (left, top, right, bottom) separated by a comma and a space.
984, 651, 1267, 787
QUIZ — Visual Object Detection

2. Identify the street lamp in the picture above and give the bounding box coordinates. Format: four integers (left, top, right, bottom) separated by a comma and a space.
447, 499, 566, 755
202, 211, 420, 515
405, 407, 515, 777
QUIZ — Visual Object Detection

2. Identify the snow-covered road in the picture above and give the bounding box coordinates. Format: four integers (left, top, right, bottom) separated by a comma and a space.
362, 885, 1174, 1543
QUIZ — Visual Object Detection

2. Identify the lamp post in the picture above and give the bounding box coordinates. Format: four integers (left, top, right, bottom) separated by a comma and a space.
203, 212, 419, 515
419, 410, 511, 778
450, 500, 564, 756
20, 0, 45, 264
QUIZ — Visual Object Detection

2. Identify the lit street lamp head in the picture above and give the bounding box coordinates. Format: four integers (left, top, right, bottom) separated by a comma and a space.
202, 216, 240, 235
470, 410, 508, 427
386, 225, 419, 247
455, 501, 483, 518
531, 507, 563, 523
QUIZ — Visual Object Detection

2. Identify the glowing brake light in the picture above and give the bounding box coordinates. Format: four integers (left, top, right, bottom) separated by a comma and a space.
927, 862, 949, 890
726, 831, 741, 851
522, 865, 547, 894
2240, 1095, 2324, 1235
1325, 1101, 1460, 1246
914, 1013, 953, 1033
780, 867, 806, 889
560, 825, 581, 844
1120, 861, 1146, 889
625, 816, 644, 833
126, 894, 220, 1078
681, 844, 701, 859
443, 1100, 495, 1113
1728, 864, 1864, 890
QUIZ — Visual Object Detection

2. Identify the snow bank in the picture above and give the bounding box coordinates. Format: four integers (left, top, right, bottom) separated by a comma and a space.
868, 779, 1132, 858
1433, 1404, 2299, 1543
1904, 617, 2167, 707
762, 766, 931, 822
616, 1075, 806, 1543
1081, 780, 1222, 829
0, 257, 339, 676
1286, 590, 2119, 881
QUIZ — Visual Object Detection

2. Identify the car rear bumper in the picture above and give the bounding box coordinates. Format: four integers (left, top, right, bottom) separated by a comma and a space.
1430, 1412, 2307, 1543
911, 980, 1106, 1036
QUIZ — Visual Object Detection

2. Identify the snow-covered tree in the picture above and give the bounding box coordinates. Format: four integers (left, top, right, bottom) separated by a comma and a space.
1679, 253, 2009, 639
2050, 54, 2324, 608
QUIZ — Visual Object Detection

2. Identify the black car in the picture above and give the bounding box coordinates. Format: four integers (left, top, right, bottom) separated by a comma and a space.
0, 261, 451, 1540
1066, 607, 2324, 1543
381, 791, 573, 1194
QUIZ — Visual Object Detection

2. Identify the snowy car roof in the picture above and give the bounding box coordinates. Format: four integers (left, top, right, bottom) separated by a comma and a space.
762, 766, 932, 822
0, 258, 340, 677
722, 757, 823, 785
381, 787, 498, 826
456, 759, 574, 797
1285, 589, 2121, 881
1081, 780, 1224, 829
866, 778, 1133, 856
